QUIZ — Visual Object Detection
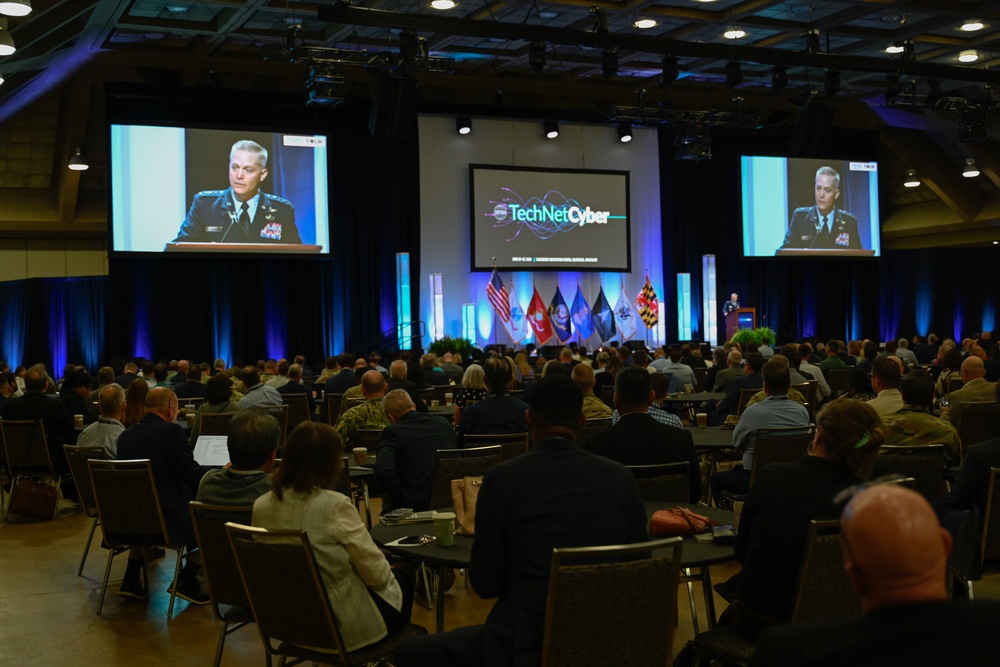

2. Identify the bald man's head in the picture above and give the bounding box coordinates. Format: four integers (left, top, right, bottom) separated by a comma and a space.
961, 355, 986, 382
145, 386, 178, 421
361, 370, 387, 398
841, 485, 951, 613
571, 364, 596, 394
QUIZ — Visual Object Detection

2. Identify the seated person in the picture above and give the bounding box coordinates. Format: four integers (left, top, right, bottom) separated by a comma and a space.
60, 369, 97, 425
707, 353, 764, 426
196, 409, 280, 505
880, 369, 960, 466
253, 421, 414, 651
755, 485, 1000, 666
453, 363, 487, 426
190, 374, 241, 444
718, 398, 885, 641
455, 357, 528, 442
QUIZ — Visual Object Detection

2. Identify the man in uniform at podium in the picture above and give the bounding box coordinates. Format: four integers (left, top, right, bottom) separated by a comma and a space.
723, 292, 740, 316
780, 165, 861, 251
172, 139, 301, 245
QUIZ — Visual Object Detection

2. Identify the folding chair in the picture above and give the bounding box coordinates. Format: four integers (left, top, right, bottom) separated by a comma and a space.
626, 462, 690, 503
63, 444, 108, 574
2, 419, 63, 520
463, 432, 529, 462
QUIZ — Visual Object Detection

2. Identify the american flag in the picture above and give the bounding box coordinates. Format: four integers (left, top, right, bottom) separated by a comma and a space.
487, 266, 511, 322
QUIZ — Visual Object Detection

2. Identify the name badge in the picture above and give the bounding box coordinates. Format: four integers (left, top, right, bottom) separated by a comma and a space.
205, 226, 222, 232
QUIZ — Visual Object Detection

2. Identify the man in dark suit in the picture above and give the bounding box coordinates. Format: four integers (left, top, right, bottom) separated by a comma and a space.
754, 485, 1000, 666
172, 139, 301, 245
173, 362, 207, 399
114, 361, 140, 389
455, 356, 528, 442
586, 367, 701, 502
780, 166, 862, 251
275, 363, 316, 417
396, 375, 648, 667
375, 389, 457, 512
116, 387, 208, 602
323, 353, 359, 396
708, 353, 765, 425
386, 359, 427, 413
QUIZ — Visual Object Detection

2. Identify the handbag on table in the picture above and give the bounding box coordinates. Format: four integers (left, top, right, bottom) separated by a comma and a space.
450, 475, 483, 535
649, 506, 715, 537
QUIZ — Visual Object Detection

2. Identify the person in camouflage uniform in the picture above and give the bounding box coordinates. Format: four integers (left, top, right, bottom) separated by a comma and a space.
571, 364, 612, 421
335, 370, 389, 448
880, 369, 960, 466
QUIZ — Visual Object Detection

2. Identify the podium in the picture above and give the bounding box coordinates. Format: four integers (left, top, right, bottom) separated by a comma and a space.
724, 307, 756, 338
164, 242, 322, 254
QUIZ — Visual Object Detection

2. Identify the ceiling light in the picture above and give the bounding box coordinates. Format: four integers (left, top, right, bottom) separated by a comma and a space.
771, 65, 788, 92
962, 158, 980, 178
884, 44, 905, 54
660, 55, 679, 86
68, 147, 89, 171
544, 120, 559, 139
430, 0, 457, 8
528, 41, 546, 74
456, 116, 471, 135
959, 50, 980, 63
903, 169, 920, 188
0, 1, 30, 17
617, 123, 633, 143
634, 18, 657, 30
725, 60, 743, 89
164, 4, 189, 13
0, 19, 15, 56
960, 20, 984, 32
724, 28, 746, 40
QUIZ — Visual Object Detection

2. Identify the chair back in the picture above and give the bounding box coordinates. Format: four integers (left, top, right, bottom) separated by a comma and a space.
957, 402, 1000, 455
353, 428, 384, 453
63, 445, 107, 518
982, 468, 1000, 567
429, 445, 502, 510
792, 381, 819, 419
694, 367, 709, 392
226, 523, 349, 666
735, 388, 758, 416
946, 377, 965, 395
626, 462, 690, 503
189, 502, 254, 619
325, 393, 344, 425
748, 425, 815, 488
580, 417, 613, 435
88, 459, 173, 548
266, 404, 289, 440
1, 419, 54, 474
335, 457, 353, 497
282, 393, 312, 433
540, 537, 682, 667
790, 520, 863, 623
199, 412, 238, 437
463, 433, 528, 462
599, 386, 615, 410
879, 444, 947, 501
826, 369, 850, 394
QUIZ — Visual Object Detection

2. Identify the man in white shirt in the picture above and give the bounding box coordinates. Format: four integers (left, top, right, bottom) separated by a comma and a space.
76, 384, 127, 457
866, 357, 904, 416
798, 343, 831, 401
238, 367, 283, 409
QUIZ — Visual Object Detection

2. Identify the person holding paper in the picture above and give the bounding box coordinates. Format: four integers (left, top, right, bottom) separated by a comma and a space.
196, 409, 280, 505
172, 139, 301, 245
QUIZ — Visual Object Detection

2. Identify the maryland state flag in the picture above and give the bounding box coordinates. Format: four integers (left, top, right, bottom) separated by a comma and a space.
549, 286, 573, 344
636, 274, 659, 328
527, 286, 554, 345
591, 286, 616, 343
571, 285, 594, 343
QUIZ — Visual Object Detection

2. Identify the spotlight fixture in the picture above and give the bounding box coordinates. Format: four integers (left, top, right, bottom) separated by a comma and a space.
306, 64, 345, 105
725, 60, 743, 89
430, 0, 457, 9
0, 19, 15, 56
805, 29, 821, 54
771, 65, 788, 92
884, 71, 902, 104
925, 78, 944, 105
959, 50, 980, 63
903, 169, 920, 188
634, 18, 656, 30
824, 69, 841, 97
398, 28, 427, 66
723, 28, 746, 40
886, 40, 915, 62
528, 41, 546, 74
544, 119, 559, 139
962, 158, 980, 178
601, 46, 618, 78
960, 20, 984, 32
456, 116, 472, 135
0, 1, 30, 17
617, 123, 633, 143
590, 6, 609, 34
68, 147, 89, 171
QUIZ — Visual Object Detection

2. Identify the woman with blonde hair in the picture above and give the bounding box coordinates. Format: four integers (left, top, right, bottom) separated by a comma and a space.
514, 352, 534, 384
454, 363, 487, 425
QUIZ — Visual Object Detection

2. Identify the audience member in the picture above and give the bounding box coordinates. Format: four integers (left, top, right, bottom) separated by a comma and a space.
712, 350, 744, 393
275, 362, 317, 417
196, 409, 279, 505
935, 347, 964, 398
455, 357, 528, 441
865, 357, 903, 415
611, 371, 683, 428
386, 359, 427, 414
881, 370, 961, 465
264, 360, 290, 389
324, 353, 359, 395
708, 353, 765, 426
114, 362, 140, 389
396, 376, 647, 666
335, 369, 389, 448
453, 363, 487, 426
663, 346, 697, 393
122, 377, 149, 427
943, 356, 996, 426
86, 366, 115, 406
237, 366, 282, 409
422, 353, 450, 386
76, 383, 127, 458
60, 368, 96, 425
189, 374, 240, 443
173, 362, 206, 399
818, 339, 846, 377
571, 364, 612, 420
797, 343, 831, 401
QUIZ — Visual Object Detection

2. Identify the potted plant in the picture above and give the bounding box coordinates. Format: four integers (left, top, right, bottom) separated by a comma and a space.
728, 326, 777, 348
428, 336, 473, 359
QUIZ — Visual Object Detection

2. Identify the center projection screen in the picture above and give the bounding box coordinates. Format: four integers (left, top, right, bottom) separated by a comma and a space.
470, 164, 631, 272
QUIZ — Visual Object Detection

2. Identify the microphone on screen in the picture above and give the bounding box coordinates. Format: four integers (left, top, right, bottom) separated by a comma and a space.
219, 210, 239, 243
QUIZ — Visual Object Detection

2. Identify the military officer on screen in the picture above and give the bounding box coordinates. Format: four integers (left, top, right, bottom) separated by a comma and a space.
780, 165, 861, 251
172, 139, 301, 245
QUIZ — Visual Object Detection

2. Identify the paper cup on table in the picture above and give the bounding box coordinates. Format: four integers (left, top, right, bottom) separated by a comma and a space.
430, 399, 440, 410
74, 414, 84, 429
445, 392, 453, 406
696, 412, 708, 428
684, 384, 694, 394
433, 512, 456, 547
185, 413, 196, 427
352, 447, 367, 466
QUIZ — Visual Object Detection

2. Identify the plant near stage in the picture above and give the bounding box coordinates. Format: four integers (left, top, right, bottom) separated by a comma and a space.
728, 326, 777, 347
428, 336, 474, 360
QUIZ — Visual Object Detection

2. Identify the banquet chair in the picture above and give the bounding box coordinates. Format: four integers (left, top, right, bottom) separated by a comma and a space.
694, 367, 709, 392
691, 520, 860, 667
735, 389, 758, 417
428, 445, 502, 511
956, 402, 1000, 456
335, 457, 372, 528
625, 462, 690, 503
978, 468, 1000, 587
281, 393, 312, 435
226, 523, 427, 667
539, 537, 683, 667
946, 377, 965, 395
879, 444, 947, 501
325, 393, 344, 425
463, 432, 529, 462
63, 444, 108, 574
580, 417, 613, 435
352, 428, 384, 454
2, 419, 62, 520
189, 502, 256, 667
826, 369, 850, 396
599, 386, 615, 409
178, 397, 205, 411
88, 459, 187, 619
198, 412, 238, 437
747, 425, 816, 489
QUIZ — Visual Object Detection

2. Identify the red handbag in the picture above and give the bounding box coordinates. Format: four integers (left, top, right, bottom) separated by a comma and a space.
650, 507, 714, 537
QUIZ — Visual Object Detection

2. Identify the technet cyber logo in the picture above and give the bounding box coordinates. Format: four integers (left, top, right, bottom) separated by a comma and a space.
488, 188, 625, 241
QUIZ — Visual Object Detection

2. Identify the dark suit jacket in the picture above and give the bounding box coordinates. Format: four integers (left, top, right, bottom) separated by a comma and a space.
781, 206, 862, 250
424, 370, 451, 386
2, 392, 77, 474
386, 377, 427, 413
457, 437, 648, 667
324, 368, 358, 396
374, 411, 457, 511
753, 600, 1000, 667
61, 392, 96, 425
116, 414, 207, 546
277, 380, 317, 416
113, 372, 139, 389
710, 373, 763, 424
173, 187, 301, 244
584, 413, 701, 502
455, 394, 528, 442
173, 380, 207, 399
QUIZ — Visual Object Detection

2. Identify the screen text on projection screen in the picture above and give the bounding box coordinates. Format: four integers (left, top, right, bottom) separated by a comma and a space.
470, 165, 631, 272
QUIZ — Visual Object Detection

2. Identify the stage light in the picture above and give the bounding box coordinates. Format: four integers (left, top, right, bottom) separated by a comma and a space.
960, 20, 984, 32
601, 47, 618, 78
885, 43, 905, 54
634, 18, 656, 29
660, 55, 679, 86
903, 169, 921, 188
959, 50, 980, 63
528, 41, 546, 74
430, 0, 457, 9
805, 29, 821, 54
0, 1, 30, 17
68, 147, 89, 171
925, 78, 944, 105
617, 123, 632, 143
771, 65, 788, 92
824, 69, 840, 97
456, 116, 472, 135
724, 28, 746, 40
399, 29, 426, 66
0, 19, 15, 56
544, 120, 559, 139
963, 158, 980, 178
725, 60, 743, 89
